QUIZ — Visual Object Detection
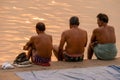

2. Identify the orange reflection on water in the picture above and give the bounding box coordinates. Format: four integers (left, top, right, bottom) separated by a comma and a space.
0, 0, 120, 65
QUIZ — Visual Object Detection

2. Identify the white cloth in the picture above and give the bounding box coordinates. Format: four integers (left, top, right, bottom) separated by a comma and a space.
2, 62, 14, 69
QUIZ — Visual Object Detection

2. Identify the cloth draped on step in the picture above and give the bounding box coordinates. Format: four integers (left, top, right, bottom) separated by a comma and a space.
16, 65, 120, 80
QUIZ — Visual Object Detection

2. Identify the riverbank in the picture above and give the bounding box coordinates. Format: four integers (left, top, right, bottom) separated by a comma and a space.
0, 58, 120, 80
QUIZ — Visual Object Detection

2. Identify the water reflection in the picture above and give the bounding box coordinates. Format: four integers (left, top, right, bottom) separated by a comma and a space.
0, 0, 120, 64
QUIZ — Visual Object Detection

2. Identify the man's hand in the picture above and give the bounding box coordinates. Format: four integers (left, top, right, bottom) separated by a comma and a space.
91, 41, 98, 48
58, 49, 63, 61
23, 45, 29, 50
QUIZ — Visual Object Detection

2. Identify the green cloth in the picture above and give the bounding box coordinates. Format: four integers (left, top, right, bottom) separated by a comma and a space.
94, 43, 117, 60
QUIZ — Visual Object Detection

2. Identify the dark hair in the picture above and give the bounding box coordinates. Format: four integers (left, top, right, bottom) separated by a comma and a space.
36, 22, 46, 31
69, 16, 79, 26
97, 13, 109, 23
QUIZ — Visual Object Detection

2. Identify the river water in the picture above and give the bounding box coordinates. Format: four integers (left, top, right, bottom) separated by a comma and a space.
0, 0, 120, 64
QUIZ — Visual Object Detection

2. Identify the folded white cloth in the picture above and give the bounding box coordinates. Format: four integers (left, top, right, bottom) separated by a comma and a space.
2, 62, 14, 69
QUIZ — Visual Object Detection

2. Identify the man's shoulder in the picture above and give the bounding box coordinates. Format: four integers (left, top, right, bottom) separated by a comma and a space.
62, 29, 69, 34
107, 25, 114, 27
30, 35, 38, 39
93, 27, 100, 30
64, 29, 70, 32
79, 28, 87, 33
92, 28, 100, 33
45, 33, 52, 37
107, 25, 114, 29
44, 34, 52, 39
63, 28, 87, 33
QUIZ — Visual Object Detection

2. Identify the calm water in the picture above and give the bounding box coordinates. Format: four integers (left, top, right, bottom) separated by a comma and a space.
0, 0, 120, 64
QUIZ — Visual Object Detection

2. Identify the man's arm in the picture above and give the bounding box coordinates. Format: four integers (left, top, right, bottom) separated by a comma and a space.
85, 31, 88, 47
90, 29, 98, 47
112, 27, 116, 43
87, 29, 97, 60
23, 37, 33, 50
58, 32, 66, 61
91, 29, 97, 43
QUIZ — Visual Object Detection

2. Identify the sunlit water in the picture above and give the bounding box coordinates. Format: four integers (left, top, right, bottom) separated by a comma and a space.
0, 0, 120, 64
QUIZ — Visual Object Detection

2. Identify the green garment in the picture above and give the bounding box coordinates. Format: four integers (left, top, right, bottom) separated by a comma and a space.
94, 43, 117, 60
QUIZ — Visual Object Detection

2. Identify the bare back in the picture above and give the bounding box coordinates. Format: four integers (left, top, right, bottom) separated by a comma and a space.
31, 33, 52, 58
92, 26, 116, 44
60, 27, 87, 55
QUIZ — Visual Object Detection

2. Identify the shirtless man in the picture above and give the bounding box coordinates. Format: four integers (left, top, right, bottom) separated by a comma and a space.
23, 22, 53, 66
53, 16, 87, 62
87, 13, 117, 60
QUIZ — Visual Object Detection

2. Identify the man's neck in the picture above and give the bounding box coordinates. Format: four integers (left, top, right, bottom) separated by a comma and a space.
38, 31, 44, 34
102, 23, 107, 27
70, 25, 78, 29
99, 23, 107, 27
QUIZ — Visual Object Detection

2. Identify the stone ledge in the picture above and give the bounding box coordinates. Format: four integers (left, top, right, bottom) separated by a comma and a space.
0, 58, 120, 80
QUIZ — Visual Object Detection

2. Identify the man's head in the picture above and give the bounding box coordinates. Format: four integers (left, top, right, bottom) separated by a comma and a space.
69, 16, 79, 28
36, 22, 46, 34
97, 13, 109, 27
